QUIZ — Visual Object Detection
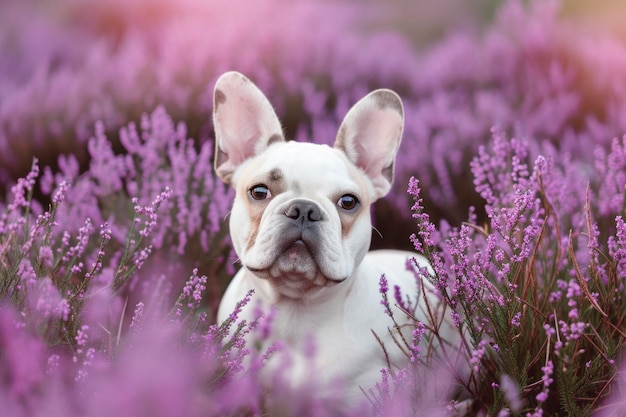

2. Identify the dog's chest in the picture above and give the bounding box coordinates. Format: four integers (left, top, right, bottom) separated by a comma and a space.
271, 298, 350, 349
265, 297, 382, 386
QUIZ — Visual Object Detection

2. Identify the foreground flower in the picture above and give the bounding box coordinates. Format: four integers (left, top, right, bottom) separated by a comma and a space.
407, 129, 626, 415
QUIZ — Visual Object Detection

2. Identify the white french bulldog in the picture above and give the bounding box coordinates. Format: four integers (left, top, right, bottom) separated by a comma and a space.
214, 71, 456, 406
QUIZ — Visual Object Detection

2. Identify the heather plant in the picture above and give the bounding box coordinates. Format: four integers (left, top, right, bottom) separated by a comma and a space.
0, 110, 266, 416
401, 129, 626, 415
0, 273, 266, 417
0, 105, 234, 345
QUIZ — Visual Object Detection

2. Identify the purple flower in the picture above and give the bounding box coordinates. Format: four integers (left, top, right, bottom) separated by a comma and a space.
178, 268, 208, 311
511, 312, 522, 327
378, 274, 391, 316
129, 302, 145, 329
608, 216, 626, 279
409, 322, 426, 363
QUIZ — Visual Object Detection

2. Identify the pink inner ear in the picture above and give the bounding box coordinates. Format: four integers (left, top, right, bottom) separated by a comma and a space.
354, 144, 395, 189
213, 72, 284, 179
348, 109, 402, 173
334, 95, 403, 198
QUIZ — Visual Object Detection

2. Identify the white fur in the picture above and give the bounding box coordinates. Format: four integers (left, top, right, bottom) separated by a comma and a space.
213, 72, 457, 407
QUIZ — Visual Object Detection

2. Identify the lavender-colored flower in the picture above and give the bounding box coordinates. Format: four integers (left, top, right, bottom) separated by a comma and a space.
378, 274, 393, 317
177, 268, 208, 311
31, 277, 70, 321
608, 216, 626, 280
511, 312, 522, 327
129, 302, 144, 330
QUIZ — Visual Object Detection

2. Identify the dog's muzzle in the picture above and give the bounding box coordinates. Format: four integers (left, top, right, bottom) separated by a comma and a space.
246, 199, 341, 294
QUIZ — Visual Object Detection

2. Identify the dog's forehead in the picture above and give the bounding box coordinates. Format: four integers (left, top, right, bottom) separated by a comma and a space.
239, 142, 364, 192
272, 142, 349, 173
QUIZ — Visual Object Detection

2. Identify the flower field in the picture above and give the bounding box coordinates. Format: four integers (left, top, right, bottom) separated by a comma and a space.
1, 0, 625, 415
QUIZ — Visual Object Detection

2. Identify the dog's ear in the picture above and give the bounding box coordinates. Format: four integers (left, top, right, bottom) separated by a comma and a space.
213, 71, 285, 184
334, 89, 404, 200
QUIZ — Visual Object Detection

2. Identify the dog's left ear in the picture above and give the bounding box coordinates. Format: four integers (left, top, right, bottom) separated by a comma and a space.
334, 89, 404, 200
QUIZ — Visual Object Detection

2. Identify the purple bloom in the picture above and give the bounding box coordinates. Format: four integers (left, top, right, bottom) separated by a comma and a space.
378, 274, 392, 316
595, 136, 626, 216
409, 322, 426, 363
129, 302, 144, 329
511, 312, 522, 327
608, 216, 626, 279
38, 245, 54, 268
178, 268, 208, 311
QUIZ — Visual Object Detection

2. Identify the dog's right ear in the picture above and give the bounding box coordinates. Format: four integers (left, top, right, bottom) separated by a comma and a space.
213, 71, 285, 185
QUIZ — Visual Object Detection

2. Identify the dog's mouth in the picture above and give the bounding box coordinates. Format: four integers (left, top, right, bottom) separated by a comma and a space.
246, 237, 346, 297
248, 238, 317, 278
283, 238, 309, 260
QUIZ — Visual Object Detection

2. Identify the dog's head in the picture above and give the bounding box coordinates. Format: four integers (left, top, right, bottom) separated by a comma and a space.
213, 72, 404, 299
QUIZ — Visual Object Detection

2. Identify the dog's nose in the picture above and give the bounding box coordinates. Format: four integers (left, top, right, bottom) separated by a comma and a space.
284, 200, 323, 222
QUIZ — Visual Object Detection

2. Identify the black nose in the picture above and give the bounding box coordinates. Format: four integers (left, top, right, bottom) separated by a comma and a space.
284, 200, 323, 222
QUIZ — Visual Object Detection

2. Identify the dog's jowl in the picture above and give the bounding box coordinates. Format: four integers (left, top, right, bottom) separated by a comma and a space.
213, 71, 457, 406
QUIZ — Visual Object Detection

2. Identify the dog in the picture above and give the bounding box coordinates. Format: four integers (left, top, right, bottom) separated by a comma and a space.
213, 71, 457, 406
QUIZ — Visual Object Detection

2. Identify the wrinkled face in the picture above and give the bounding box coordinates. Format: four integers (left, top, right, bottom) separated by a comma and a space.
213, 72, 405, 300
229, 141, 375, 299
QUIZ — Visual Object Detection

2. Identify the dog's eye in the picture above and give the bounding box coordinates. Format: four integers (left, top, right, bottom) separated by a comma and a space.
249, 184, 271, 200
337, 194, 359, 211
